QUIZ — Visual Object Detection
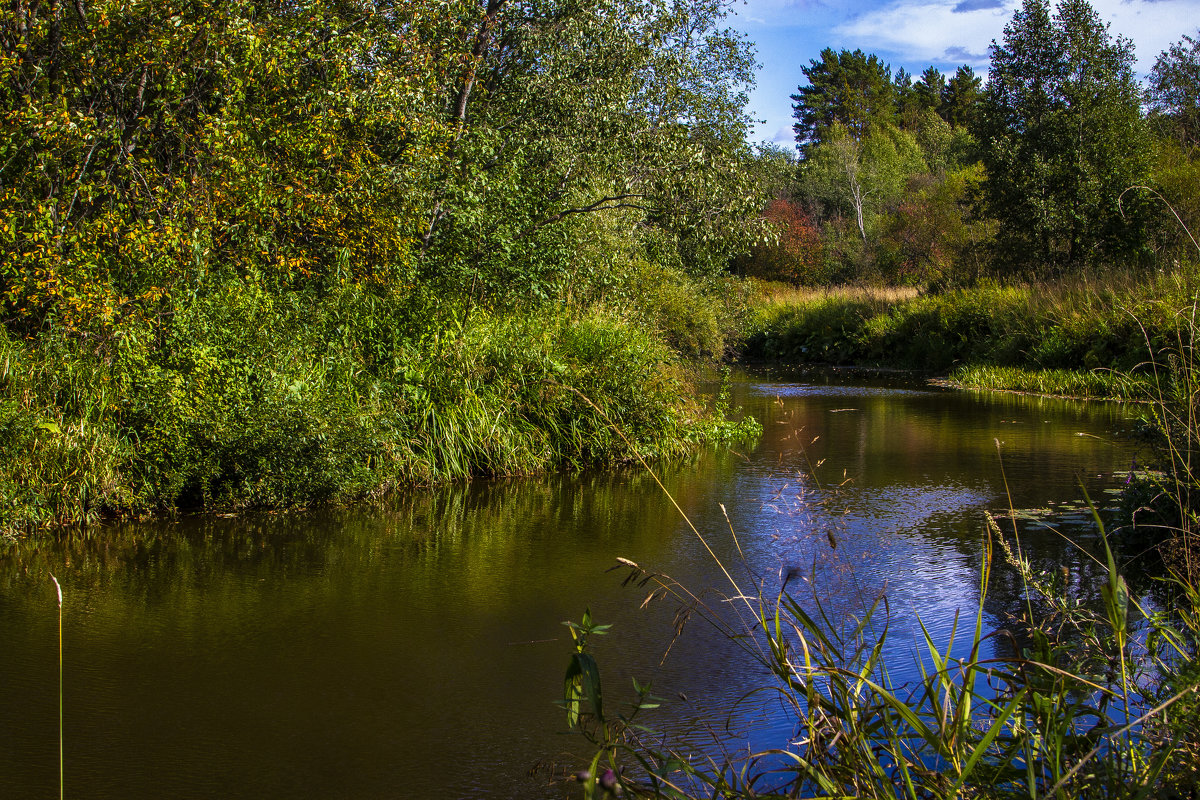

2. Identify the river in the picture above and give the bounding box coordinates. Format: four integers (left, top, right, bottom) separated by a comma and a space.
0, 369, 1142, 798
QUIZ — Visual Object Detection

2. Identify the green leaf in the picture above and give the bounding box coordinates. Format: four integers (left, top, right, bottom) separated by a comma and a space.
578, 652, 604, 724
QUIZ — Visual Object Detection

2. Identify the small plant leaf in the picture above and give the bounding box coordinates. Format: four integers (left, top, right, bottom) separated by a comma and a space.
578, 652, 604, 724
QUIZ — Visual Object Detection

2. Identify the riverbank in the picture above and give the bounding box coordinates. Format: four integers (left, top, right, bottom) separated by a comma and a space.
9, 265, 1198, 539
0, 286, 757, 539
739, 270, 1200, 400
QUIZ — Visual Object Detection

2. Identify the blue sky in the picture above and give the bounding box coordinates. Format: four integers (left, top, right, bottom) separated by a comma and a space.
730, 0, 1200, 145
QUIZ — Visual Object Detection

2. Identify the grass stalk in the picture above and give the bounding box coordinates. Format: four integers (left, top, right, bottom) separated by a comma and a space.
50, 574, 62, 800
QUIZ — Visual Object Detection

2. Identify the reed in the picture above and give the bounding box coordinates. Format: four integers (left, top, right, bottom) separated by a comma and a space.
562, 388, 1200, 799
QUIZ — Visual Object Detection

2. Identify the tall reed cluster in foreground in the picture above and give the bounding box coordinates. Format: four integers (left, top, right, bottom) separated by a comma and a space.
565, 515, 1199, 799
564, 303, 1200, 798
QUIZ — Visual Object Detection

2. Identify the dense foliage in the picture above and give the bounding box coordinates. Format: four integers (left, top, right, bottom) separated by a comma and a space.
0, 0, 768, 532
1148, 30, 1200, 149
0, 0, 766, 324
977, 0, 1150, 271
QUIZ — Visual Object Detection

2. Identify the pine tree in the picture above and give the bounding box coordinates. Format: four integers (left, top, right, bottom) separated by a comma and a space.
915, 67, 946, 115
791, 49, 895, 151
942, 66, 982, 129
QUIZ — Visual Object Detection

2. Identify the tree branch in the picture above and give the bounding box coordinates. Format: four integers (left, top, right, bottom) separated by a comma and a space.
514, 194, 648, 241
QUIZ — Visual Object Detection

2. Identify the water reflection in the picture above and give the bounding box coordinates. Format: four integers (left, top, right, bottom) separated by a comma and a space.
0, 370, 1142, 798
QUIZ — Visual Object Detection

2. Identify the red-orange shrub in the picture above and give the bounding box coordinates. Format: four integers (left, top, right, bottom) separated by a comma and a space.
741, 198, 826, 284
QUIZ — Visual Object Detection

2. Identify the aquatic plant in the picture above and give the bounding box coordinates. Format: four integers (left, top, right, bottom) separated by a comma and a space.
50, 574, 63, 800
562, 438, 1200, 799
945, 365, 1140, 401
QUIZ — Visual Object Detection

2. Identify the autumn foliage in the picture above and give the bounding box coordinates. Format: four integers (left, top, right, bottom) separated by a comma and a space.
742, 198, 825, 285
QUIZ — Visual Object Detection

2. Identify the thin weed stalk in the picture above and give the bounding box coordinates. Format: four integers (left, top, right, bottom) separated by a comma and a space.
50, 574, 62, 800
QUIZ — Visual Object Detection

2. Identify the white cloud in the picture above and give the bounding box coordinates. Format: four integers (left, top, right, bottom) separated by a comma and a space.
833, 0, 1012, 66
736, 0, 1200, 144
771, 126, 795, 143
1088, 0, 1200, 71
831, 0, 1200, 71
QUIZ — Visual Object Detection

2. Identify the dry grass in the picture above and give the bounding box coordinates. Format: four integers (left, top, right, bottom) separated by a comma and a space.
751, 281, 921, 308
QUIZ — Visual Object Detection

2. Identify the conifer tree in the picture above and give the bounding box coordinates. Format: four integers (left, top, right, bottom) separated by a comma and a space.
791, 49, 895, 151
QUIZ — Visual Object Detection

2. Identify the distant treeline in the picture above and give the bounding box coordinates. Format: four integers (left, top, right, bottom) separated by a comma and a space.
740, 0, 1200, 286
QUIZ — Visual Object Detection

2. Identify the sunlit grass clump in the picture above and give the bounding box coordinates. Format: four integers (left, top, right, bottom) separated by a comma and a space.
0, 287, 757, 537
946, 365, 1143, 401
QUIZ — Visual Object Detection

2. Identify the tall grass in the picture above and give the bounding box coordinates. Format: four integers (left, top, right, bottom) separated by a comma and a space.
564, 479, 1200, 799
946, 365, 1141, 401
750, 281, 922, 308
0, 288, 756, 537
1116, 199, 1200, 586
563, 329, 1200, 797
1121, 304, 1200, 586
742, 265, 1200, 381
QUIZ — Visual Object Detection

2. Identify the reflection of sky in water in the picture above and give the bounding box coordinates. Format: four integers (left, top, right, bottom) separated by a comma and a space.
629, 375, 1137, 785
748, 382, 933, 400
641, 469, 1007, 773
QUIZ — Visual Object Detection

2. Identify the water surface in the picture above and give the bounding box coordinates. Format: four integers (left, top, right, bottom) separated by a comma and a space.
0, 370, 1142, 797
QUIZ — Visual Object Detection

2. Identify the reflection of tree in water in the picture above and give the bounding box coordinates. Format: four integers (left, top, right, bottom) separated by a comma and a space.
0, 466, 710, 613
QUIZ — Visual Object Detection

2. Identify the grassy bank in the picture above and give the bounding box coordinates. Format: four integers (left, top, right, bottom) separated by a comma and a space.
741, 268, 1200, 398
0, 285, 757, 538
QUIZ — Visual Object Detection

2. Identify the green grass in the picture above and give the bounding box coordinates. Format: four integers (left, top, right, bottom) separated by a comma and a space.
944, 365, 1147, 401
0, 286, 758, 537
741, 266, 1200, 385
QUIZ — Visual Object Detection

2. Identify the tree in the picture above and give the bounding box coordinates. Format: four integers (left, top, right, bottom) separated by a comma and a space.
802, 123, 925, 243
1148, 31, 1200, 149
0, 0, 450, 327
880, 164, 992, 284
741, 198, 825, 284
747, 143, 802, 202
915, 67, 946, 115
1146, 32, 1200, 258
976, 0, 1151, 271
0, 0, 768, 328
942, 66, 982, 129
791, 48, 895, 150
415, 0, 766, 301
894, 68, 925, 130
